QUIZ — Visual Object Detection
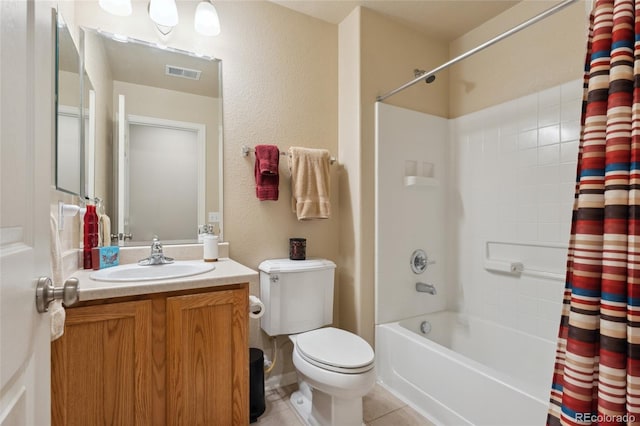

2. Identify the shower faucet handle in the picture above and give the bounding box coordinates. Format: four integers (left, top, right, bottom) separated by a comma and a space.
410, 249, 434, 274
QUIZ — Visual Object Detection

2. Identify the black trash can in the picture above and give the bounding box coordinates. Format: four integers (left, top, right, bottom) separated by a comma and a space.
249, 348, 266, 423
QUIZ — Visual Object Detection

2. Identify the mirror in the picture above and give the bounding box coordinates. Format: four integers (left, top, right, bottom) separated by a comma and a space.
55, 12, 82, 195
81, 27, 223, 246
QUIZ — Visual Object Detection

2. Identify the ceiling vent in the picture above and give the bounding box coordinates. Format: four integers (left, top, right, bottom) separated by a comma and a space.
165, 65, 201, 80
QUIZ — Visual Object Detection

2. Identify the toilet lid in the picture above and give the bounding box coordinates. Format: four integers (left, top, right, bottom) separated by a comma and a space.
295, 327, 374, 374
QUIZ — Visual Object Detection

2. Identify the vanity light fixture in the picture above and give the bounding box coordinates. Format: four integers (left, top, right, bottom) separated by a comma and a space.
194, 1, 221, 36
98, 0, 132, 16
100, 0, 220, 37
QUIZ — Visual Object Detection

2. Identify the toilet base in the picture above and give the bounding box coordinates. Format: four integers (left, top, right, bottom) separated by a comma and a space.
290, 382, 365, 426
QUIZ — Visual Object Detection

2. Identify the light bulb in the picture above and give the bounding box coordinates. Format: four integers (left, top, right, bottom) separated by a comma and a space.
195, 1, 221, 36
149, 0, 179, 28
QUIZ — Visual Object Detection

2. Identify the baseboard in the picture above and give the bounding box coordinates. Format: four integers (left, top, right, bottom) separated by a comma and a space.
264, 371, 298, 391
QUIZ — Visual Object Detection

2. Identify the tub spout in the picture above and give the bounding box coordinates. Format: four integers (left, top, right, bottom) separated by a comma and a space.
416, 282, 436, 295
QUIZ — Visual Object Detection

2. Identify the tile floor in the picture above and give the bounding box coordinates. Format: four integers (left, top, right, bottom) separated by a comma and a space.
253, 383, 434, 426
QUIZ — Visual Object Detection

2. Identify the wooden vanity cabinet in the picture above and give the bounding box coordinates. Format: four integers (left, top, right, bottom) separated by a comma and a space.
51, 284, 249, 426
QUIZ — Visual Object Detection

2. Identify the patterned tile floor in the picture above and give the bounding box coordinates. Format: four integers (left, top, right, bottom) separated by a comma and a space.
253, 383, 434, 426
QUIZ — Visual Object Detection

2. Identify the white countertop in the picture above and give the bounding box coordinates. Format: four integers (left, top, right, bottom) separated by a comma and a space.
72, 257, 258, 301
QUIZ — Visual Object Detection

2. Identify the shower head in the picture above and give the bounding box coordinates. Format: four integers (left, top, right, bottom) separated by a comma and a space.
414, 69, 436, 84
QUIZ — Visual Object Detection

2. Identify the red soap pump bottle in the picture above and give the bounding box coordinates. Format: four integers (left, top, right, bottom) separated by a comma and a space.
83, 203, 99, 269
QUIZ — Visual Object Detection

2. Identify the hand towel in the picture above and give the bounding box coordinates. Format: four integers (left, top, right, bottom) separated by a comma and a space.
255, 145, 279, 201
49, 212, 66, 341
255, 144, 279, 175
289, 147, 331, 220
99, 213, 111, 246
50, 300, 66, 342
49, 212, 64, 286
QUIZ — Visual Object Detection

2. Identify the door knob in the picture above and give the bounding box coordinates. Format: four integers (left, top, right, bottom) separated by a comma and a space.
35, 276, 79, 313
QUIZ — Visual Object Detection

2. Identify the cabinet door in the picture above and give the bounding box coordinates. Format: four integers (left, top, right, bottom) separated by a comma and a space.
167, 287, 249, 426
51, 300, 153, 426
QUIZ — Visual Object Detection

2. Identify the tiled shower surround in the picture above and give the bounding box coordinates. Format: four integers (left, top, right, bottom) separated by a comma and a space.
451, 79, 582, 341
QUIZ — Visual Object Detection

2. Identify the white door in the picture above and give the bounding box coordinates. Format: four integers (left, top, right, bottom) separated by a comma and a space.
128, 123, 199, 242
1, 0, 53, 425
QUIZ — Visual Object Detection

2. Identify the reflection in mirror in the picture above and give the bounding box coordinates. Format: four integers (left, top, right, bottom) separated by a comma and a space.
83, 71, 95, 199
55, 13, 82, 195
81, 28, 223, 246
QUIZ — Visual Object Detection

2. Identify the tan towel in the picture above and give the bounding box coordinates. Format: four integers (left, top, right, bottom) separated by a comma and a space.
99, 213, 111, 246
289, 147, 331, 220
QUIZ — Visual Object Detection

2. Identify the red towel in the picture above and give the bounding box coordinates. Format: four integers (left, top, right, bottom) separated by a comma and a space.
255, 145, 279, 201
256, 144, 279, 175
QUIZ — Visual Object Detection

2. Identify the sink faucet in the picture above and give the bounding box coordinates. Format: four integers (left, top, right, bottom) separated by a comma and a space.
139, 236, 174, 265
416, 282, 436, 295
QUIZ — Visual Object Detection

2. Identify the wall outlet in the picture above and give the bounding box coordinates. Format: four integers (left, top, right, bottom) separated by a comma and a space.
208, 211, 220, 222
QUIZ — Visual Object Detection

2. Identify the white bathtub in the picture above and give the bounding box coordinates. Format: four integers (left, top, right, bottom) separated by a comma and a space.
375, 311, 556, 425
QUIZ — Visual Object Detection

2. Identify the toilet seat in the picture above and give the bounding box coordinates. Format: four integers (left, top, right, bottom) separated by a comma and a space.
295, 327, 374, 374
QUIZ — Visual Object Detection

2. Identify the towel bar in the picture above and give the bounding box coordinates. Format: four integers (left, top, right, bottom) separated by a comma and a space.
241, 145, 336, 165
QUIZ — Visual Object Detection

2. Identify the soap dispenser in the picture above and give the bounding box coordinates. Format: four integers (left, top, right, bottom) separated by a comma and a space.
83, 202, 99, 269
203, 225, 219, 262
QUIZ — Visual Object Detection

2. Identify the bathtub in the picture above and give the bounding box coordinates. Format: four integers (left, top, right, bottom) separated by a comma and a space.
375, 311, 556, 425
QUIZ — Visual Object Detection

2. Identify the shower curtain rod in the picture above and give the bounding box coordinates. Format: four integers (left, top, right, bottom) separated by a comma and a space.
376, 0, 579, 102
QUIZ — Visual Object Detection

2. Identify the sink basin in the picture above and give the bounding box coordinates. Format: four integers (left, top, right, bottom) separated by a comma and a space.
90, 260, 216, 282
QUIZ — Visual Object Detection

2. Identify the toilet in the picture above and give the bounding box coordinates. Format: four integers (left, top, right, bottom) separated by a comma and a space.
259, 258, 376, 426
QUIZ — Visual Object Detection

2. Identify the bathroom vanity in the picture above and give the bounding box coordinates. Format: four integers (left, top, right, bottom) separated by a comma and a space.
51, 255, 257, 426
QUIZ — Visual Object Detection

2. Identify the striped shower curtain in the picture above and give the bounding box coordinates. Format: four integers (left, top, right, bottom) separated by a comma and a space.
547, 0, 640, 424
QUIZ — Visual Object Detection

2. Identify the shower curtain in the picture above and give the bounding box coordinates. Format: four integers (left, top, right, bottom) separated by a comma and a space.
548, 0, 640, 424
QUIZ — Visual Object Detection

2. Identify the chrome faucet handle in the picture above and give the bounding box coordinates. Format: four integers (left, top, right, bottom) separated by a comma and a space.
410, 249, 434, 274
150, 236, 163, 254
138, 236, 174, 265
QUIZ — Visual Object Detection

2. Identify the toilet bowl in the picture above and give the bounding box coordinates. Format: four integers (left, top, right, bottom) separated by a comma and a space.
289, 327, 376, 426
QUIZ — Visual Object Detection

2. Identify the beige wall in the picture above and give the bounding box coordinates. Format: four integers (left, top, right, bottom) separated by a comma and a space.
70, 0, 338, 381
214, 2, 339, 378
58, 71, 80, 107
338, 7, 450, 344
449, 0, 587, 117
74, 0, 338, 263
337, 8, 361, 342
361, 8, 449, 118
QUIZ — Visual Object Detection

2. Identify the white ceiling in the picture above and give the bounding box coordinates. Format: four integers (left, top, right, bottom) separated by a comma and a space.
269, 0, 520, 41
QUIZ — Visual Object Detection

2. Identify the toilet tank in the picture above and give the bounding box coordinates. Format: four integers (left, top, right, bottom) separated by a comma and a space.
259, 258, 336, 336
